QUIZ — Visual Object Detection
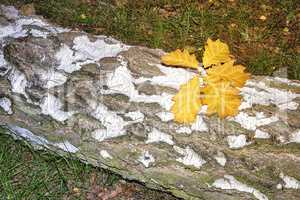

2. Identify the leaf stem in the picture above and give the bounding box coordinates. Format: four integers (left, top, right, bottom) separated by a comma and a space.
197, 63, 207, 77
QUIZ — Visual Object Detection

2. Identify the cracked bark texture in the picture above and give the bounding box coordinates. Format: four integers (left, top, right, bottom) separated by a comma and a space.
1, 5, 300, 200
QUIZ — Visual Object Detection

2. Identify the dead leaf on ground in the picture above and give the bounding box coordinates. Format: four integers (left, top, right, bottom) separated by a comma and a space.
20, 4, 35, 16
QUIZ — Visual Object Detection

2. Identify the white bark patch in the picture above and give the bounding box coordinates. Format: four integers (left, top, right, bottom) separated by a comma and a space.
8, 68, 28, 96
272, 77, 300, 87
254, 129, 270, 139
277, 101, 299, 110
6, 125, 79, 153
135, 63, 195, 90
241, 80, 300, 111
91, 105, 149, 142
214, 151, 227, 166
176, 126, 192, 134
0, 10, 69, 94
174, 146, 206, 168
101, 57, 173, 110
29, 29, 48, 38
1, 5, 19, 20
16, 18, 68, 34
0, 22, 25, 39
100, 150, 113, 159
41, 94, 74, 122
0, 51, 10, 76
55, 36, 128, 73
212, 175, 268, 200
138, 150, 155, 168
0, 11, 67, 40
73, 35, 128, 60
276, 184, 283, 190
55, 44, 92, 73
156, 111, 174, 122
191, 115, 208, 132
239, 101, 252, 110
91, 104, 127, 141
6, 125, 49, 147
277, 135, 287, 143
146, 128, 174, 145
175, 115, 208, 134
124, 111, 144, 122
52, 141, 79, 153
0, 97, 13, 114
279, 173, 300, 189
289, 130, 300, 143
227, 135, 251, 149
232, 112, 278, 131
199, 105, 208, 114
40, 70, 67, 88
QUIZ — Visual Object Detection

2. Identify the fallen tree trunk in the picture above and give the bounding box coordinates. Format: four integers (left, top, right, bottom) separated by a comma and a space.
1, 5, 300, 200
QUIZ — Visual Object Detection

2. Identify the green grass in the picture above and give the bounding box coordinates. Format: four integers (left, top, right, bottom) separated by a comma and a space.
0, 130, 112, 199
2, 0, 299, 79
0, 131, 178, 199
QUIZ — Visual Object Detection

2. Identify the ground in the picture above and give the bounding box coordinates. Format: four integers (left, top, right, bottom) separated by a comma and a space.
0, 0, 299, 199
0, 132, 178, 199
2, 0, 299, 79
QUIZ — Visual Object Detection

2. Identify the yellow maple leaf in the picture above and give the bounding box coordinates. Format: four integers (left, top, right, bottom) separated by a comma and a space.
171, 76, 202, 123
203, 81, 241, 118
202, 38, 233, 68
205, 60, 250, 88
161, 49, 199, 69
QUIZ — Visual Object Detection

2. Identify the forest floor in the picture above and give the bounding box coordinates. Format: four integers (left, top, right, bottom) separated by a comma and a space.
0, 132, 178, 199
0, 0, 299, 199
3, 0, 299, 78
